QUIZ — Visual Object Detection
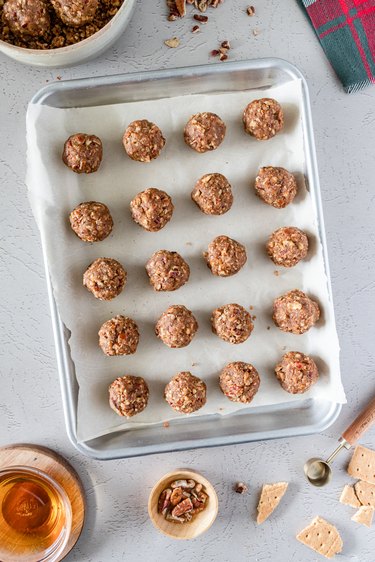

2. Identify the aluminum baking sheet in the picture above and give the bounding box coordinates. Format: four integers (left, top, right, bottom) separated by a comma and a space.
27, 59, 344, 459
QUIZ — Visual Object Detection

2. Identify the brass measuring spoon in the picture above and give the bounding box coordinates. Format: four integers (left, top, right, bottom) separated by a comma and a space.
304, 395, 375, 486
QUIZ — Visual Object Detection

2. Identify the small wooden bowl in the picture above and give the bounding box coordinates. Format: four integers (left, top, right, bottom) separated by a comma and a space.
148, 470, 218, 540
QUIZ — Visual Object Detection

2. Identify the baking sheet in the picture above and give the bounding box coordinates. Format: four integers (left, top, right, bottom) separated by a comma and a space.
26, 79, 346, 443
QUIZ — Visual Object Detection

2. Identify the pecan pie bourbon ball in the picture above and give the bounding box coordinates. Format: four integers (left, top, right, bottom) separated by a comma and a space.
130, 188, 174, 232
267, 227, 309, 267
275, 351, 319, 394
99, 315, 139, 356
50, 0, 98, 27
146, 250, 190, 292
69, 201, 113, 242
109, 375, 149, 418
191, 173, 233, 215
204, 235, 247, 277
3, 0, 50, 37
254, 167, 297, 209
155, 305, 198, 348
243, 98, 284, 140
211, 303, 253, 344
164, 372, 207, 414
122, 120, 165, 162
184, 112, 226, 153
62, 133, 103, 174
83, 258, 126, 301
273, 289, 320, 334
220, 362, 260, 403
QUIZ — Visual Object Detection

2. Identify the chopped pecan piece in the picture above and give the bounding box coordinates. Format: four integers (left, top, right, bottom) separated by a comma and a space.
164, 37, 180, 48
194, 13, 208, 22
234, 482, 248, 494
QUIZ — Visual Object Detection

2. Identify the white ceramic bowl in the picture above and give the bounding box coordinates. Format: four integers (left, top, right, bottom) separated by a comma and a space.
0, 0, 136, 67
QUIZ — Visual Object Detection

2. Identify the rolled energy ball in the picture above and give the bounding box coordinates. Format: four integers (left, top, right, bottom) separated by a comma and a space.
164, 372, 207, 414
83, 257, 126, 301
155, 305, 198, 348
3, 0, 50, 37
99, 315, 139, 356
273, 289, 320, 334
275, 351, 319, 394
191, 173, 233, 215
146, 250, 190, 292
211, 303, 253, 344
184, 112, 226, 153
204, 235, 247, 277
50, 0, 98, 27
220, 361, 260, 403
254, 167, 297, 209
267, 226, 309, 267
62, 133, 102, 174
243, 98, 284, 140
130, 188, 174, 232
109, 375, 149, 418
69, 201, 113, 242
122, 120, 165, 162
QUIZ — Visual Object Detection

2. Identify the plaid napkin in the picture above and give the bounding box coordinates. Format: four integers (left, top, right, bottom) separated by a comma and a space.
300, 0, 375, 92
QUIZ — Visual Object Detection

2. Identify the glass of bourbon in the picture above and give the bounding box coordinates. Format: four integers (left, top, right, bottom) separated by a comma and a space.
0, 466, 72, 562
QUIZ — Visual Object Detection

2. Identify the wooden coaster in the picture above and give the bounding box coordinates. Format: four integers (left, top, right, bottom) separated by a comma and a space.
0, 444, 85, 561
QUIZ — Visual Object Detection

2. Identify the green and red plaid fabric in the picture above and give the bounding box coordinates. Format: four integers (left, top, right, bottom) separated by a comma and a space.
301, 0, 375, 92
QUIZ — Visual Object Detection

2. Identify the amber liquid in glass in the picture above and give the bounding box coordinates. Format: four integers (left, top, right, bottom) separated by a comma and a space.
0, 471, 66, 558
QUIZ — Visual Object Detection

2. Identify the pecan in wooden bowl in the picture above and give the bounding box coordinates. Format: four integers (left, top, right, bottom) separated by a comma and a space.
148, 470, 218, 539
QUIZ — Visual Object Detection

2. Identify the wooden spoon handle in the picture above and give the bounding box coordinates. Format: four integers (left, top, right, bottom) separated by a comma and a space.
342, 396, 375, 446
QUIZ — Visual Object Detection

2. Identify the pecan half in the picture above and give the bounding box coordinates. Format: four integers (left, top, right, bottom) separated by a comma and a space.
158, 488, 172, 513
172, 497, 193, 517
171, 479, 195, 489
170, 487, 184, 506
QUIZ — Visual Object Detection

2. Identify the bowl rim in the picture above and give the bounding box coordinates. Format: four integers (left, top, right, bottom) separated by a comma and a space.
0, 0, 131, 56
148, 469, 219, 540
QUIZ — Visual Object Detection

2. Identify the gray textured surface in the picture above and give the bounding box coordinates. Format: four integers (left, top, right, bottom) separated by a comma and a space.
0, 1, 374, 561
